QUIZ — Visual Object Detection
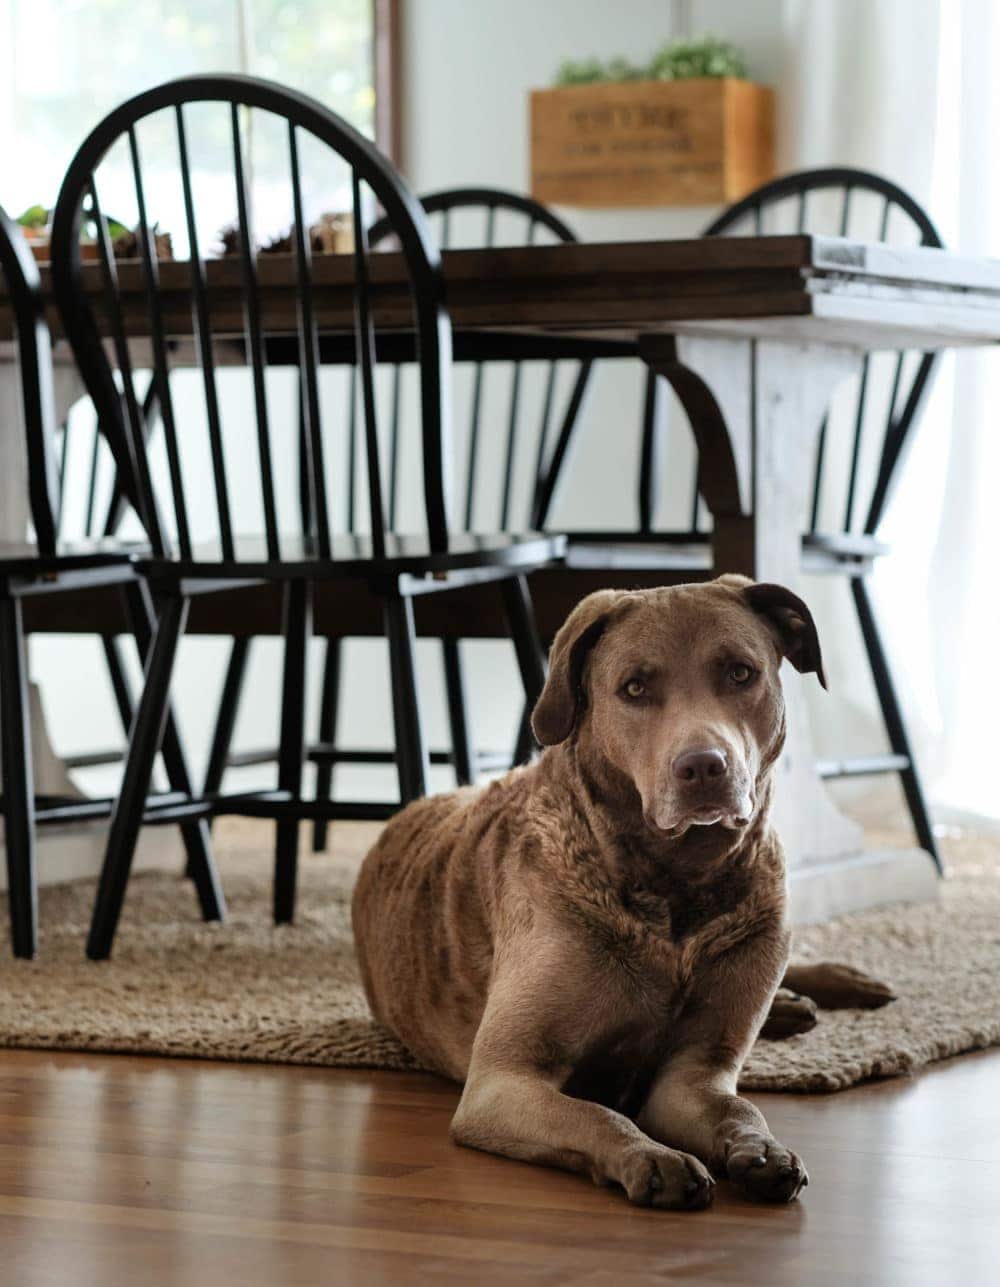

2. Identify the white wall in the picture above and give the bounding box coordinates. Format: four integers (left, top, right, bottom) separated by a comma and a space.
402, 0, 784, 204
33, 0, 789, 817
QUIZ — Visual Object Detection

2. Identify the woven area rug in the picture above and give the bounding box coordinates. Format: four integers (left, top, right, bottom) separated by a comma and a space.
2, 820, 998, 1093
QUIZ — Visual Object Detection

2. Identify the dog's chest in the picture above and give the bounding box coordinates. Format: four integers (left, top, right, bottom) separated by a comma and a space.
577, 880, 723, 995
560, 887, 747, 1116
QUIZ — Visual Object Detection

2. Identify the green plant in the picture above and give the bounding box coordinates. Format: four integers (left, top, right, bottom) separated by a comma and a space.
554, 57, 607, 86
648, 36, 746, 80
17, 204, 49, 229
14, 206, 134, 244
603, 56, 646, 82
554, 34, 747, 88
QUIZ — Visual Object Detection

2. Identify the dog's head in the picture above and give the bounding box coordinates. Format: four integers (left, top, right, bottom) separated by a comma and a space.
532, 577, 825, 840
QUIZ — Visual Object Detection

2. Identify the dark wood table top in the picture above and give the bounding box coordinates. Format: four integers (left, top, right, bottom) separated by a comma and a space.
6, 234, 1000, 352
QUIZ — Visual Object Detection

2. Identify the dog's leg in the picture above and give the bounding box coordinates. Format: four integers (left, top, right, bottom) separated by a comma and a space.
760, 987, 818, 1039
782, 961, 895, 1009
638, 933, 808, 1204
452, 1068, 714, 1210
639, 1048, 807, 1204
451, 974, 715, 1210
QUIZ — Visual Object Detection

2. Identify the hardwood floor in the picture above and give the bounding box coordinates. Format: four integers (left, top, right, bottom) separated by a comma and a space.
0, 1048, 995, 1285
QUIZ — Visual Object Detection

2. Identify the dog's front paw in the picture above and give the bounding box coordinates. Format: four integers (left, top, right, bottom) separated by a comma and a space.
761, 988, 819, 1039
617, 1144, 715, 1210
725, 1133, 808, 1204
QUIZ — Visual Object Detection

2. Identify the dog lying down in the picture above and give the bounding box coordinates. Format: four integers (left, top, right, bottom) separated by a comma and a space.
353, 577, 893, 1209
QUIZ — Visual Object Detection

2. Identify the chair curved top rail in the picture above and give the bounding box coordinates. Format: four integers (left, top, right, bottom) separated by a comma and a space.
368, 186, 580, 250
0, 205, 60, 556
704, 166, 944, 248
53, 74, 446, 287
418, 188, 580, 244
0, 206, 43, 298
50, 73, 455, 565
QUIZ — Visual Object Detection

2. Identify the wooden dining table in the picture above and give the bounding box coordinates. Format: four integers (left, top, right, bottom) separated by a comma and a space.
5, 231, 1000, 919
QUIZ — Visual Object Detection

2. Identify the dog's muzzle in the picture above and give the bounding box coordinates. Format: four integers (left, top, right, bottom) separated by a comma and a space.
646, 745, 755, 835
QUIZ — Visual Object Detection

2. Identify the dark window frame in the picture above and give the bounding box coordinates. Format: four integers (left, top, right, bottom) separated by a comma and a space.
374, 0, 402, 164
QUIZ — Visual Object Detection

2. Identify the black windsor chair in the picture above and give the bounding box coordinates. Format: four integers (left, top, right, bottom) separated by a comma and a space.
0, 203, 223, 957
49, 76, 561, 960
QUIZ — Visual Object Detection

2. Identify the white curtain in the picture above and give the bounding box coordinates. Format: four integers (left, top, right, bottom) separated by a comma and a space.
780, 0, 1000, 823
921, 0, 1000, 816
780, 0, 942, 184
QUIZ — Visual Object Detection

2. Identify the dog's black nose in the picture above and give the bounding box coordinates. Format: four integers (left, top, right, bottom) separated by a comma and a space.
672, 748, 728, 785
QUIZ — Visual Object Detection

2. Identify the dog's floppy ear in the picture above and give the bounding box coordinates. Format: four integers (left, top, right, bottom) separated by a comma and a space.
743, 582, 827, 689
531, 590, 625, 746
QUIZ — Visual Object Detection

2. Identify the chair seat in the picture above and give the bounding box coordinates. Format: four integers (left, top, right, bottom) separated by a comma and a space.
0, 537, 145, 578
800, 531, 891, 562
137, 531, 566, 584
560, 530, 890, 574
563, 539, 712, 572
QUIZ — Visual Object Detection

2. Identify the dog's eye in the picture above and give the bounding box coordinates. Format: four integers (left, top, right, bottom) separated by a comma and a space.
728, 663, 755, 686
623, 678, 646, 699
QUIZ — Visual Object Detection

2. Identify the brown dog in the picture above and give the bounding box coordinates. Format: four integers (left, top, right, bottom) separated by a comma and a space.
353, 577, 892, 1210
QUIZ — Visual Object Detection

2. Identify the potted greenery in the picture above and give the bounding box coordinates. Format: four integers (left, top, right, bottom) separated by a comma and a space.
16, 205, 53, 260
15, 206, 172, 262
531, 35, 774, 207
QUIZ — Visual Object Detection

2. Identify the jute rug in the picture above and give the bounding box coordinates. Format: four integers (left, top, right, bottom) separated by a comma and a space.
1, 820, 998, 1093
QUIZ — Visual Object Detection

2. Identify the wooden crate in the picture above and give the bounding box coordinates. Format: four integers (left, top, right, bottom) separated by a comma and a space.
531, 77, 775, 208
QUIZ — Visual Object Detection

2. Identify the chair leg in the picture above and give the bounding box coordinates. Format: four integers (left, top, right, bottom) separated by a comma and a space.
0, 596, 37, 958
88, 593, 189, 960
274, 581, 311, 924
502, 576, 547, 766
442, 638, 475, 786
312, 637, 342, 853
512, 703, 534, 768
125, 582, 225, 922
851, 576, 943, 874
203, 636, 252, 797
384, 593, 428, 803
101, 633, 134, 735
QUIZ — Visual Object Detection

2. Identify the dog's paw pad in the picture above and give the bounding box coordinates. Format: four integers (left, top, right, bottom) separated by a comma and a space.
727, 1138, 808, 1204
619, 1146, 715, 1211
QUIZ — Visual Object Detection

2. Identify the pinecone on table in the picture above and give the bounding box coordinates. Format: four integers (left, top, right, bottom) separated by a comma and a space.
216, 223, 244, 257
112, 225, 173, 261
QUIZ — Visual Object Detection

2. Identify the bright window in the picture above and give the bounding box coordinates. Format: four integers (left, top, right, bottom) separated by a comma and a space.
0, 0, 377, 217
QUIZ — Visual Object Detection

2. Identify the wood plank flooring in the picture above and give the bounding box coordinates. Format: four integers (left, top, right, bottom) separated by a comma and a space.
0, 1046, 995, 1285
